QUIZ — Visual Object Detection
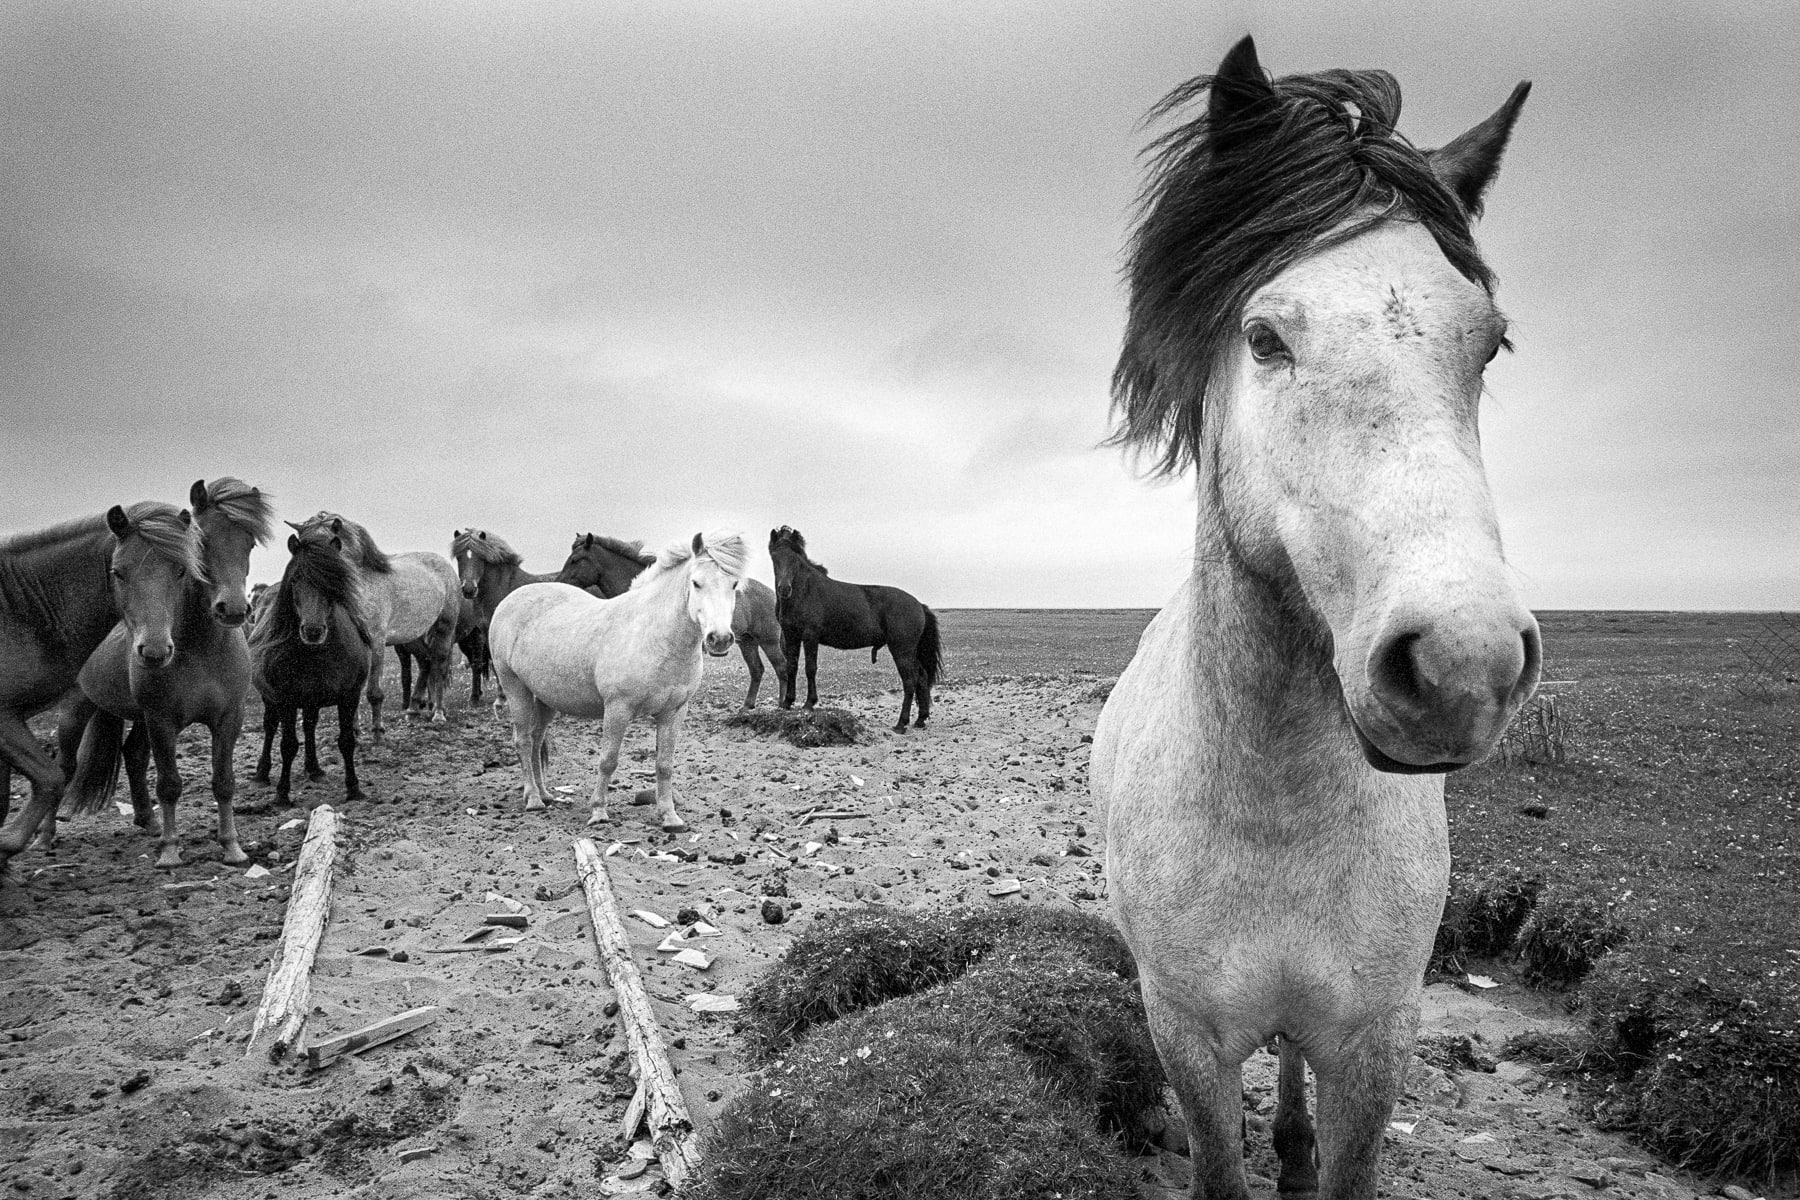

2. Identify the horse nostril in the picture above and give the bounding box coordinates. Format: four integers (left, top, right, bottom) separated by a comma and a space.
1371, 631, 1428, 707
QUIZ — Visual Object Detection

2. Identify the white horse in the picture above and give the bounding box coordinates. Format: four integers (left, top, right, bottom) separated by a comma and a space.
488, 532, 745, 832
1092, 39, 1540, 1200
295, 513, 460, 736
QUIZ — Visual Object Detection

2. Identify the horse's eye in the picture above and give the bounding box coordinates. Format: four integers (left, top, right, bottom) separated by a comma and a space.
1245, 321, 1288, 363
692, 580, 701, 589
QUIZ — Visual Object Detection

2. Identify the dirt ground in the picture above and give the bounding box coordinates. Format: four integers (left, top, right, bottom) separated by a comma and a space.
0, 645, 1761, 1200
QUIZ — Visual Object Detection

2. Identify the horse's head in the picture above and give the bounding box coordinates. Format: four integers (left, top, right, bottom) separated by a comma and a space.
190, 478, 272, 628
1116, 37, 1540, 771
107, 502, 200, 670
687, 532, 744, 657
555, 533, 600, 590
284, 529, 353, 647
452, 528, 486, 599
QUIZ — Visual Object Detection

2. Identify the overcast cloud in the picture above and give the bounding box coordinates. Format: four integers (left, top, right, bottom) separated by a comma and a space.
2, 2, 1794, 609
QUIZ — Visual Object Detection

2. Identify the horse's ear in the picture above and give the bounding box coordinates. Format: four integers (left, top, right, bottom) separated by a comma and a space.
582, 533, 594, 550
1208, 35, 1276, 154
287, 533, 301, 553
106, 505, 131, 540
178, 509, 192, 525
330, 518, 343, 534
478, 530, 487, 541
330, 535, 342, 550
692, 532, 706, 558
284, 519, 304, 533
189, 479, 208, 511
1428, 80, 1531, 219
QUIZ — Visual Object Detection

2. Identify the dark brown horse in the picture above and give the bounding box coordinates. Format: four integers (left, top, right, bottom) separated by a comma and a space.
767, 526, 940, 732
60, 479, 274, 867
251, 528, 371, 805
558, 532, 790, 708
0, 502, 201, 869
397, 599, 489, 708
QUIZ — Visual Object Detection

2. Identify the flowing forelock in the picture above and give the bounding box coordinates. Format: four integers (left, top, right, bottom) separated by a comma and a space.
204, 478, 275, 545
121, 501, 206, 579
1111, 62, 1495, 476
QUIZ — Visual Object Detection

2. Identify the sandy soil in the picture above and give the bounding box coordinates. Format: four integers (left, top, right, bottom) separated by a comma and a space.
0, 654, 1756, 1200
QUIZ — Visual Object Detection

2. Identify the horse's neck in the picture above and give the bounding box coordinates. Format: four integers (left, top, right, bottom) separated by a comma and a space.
609, 566, 699, 655
602, 554, 647, 598
0, 527, 118, 662
1184, 506, 1349, 763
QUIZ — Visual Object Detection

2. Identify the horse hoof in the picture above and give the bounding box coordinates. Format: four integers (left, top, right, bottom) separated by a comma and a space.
524, 797, 546, 812
155, 853, 183, 870
252, 771, 270, 785
345, 789, 366, 803
661, 820, 689, 834
431, 712, 447, 725
222, 848, 250, 866
586, 809, 611, 826
892, 723, 909, 734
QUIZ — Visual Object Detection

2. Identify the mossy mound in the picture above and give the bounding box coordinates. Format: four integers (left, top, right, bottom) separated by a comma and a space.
738, 905, 1138, 1058
691, 936, 1161, 1200
725, 706, 862, 747
1515, 880, 1627, 989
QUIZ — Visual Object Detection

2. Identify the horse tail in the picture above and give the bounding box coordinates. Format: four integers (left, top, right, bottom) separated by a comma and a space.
918, 606, 942, 688
66, 711, 127, 816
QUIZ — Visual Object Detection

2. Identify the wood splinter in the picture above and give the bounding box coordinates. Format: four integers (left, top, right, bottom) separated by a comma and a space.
573, 837, 702, 1189
307, 1005, 441, 1071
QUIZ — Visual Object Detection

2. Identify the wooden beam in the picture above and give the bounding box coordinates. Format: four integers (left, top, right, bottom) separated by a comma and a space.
306, 1005, 441, 1071
247, 804, 338, 1062
573, 837, 702, 1189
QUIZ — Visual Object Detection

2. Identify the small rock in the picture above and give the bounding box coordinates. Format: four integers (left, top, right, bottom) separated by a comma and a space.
616, 1158, 649, 1180
396, 1146, 435, 1163
760, 900, 786, 925
119, 1071, 151, 1094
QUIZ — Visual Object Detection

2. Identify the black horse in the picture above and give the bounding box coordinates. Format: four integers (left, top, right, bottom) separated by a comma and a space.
250, 529, 372, 805
767, 526, 941, 732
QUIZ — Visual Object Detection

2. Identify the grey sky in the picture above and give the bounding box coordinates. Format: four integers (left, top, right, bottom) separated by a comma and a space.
3, 2, 1794, 608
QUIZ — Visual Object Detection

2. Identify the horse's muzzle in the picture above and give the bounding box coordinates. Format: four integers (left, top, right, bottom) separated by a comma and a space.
135, 644, 174, 669
704, 632, 735, 657
300, 625, 328, 646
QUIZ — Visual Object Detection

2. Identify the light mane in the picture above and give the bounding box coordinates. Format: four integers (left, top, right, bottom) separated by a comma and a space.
633, 531, 749, 591
120, 501, 207, 579
204, 477, 276, 544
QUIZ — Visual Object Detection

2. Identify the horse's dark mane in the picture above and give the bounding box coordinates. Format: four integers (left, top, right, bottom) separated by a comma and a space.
582, 534, 656, 567
0, 512, 111, 555
0, 503, 198, 574
306, 512, 393, 574
262, 535, 371, 648
204, 478, 276, 545
453, 528, 522, 567
770, 527, 828, 575
1112, 60, 1495, 476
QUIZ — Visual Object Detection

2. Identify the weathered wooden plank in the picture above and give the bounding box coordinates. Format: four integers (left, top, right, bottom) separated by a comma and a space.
306, 1005, 441, 1071
573, 837, 701, 1189
247, 804, 338, 1062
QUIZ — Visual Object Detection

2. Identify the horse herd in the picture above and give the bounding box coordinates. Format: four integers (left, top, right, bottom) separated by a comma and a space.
3, 36, 1553, 1200
0, 483, 941, 873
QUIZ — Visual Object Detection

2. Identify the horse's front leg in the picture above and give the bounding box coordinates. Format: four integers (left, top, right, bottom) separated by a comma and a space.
145, 718, 186, 869
587, 705, 631, 826
396, 647, 414, 711
254, 702, 275, 783
302, 707, 324, 780
738, 641, 763, 709
123, 722, 153, 830
426, 617, 454, 723
651, 706, 688, 833
337, 699, 365, 802
803, 638, 820, 709
1311, 1003, 1418, 1200
275, 708, 300, 805
210, 709, 248, 865
1142, 983, 1255, 1200
777, 627, 800, 708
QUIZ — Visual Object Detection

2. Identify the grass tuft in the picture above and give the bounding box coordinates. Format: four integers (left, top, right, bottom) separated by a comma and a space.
1515, 880, 1628, 989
